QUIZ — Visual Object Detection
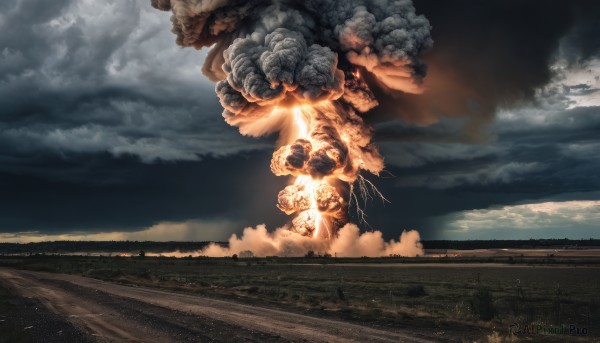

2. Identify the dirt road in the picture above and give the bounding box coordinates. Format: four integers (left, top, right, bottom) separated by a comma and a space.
0, 268, 436, 342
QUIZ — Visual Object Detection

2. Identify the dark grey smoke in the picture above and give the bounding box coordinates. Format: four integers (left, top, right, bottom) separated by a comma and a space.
151, 0, 433, 119
306, 125, 348, 178
374, 0, 600, 143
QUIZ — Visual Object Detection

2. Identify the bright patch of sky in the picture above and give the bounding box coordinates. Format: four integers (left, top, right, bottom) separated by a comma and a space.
439, 200, 600, 240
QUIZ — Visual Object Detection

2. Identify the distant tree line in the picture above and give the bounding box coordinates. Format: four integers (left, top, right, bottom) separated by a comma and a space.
0, 241, 225, 254
422, 238, 600, 250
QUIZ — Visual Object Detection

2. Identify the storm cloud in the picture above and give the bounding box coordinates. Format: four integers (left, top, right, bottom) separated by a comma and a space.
0, 0, 267, 163
0, 0, 599, 240
372, 0, 600, 142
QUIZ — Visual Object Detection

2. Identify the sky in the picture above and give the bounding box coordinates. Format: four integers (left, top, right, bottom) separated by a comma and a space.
1, 0, 599, 243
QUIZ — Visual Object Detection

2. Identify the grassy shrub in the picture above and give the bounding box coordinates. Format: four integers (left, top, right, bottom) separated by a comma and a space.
453, 301, 472, 320
472, 288, 495, 321
405, 284, 427, 297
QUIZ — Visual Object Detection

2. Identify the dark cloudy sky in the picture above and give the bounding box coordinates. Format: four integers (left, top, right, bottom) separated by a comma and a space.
1, 0, 599, 242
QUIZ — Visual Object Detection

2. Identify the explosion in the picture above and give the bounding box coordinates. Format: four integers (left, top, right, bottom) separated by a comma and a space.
151, 0, 432, 256
271, 101, 384, 238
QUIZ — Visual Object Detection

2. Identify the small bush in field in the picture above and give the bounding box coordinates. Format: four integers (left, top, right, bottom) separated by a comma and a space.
472, 288, 495, 321
405, 284, 427, 297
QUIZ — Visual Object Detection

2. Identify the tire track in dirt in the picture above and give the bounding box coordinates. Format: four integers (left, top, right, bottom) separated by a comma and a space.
0, 268, 436, 342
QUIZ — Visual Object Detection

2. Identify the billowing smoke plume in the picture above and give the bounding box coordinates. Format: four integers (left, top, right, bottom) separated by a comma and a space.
151, 0, 432, 97
152, 0, 431, 247
202, 224, 423, 257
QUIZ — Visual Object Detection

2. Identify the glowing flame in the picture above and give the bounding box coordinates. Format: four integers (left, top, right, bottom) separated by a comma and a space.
272, 102, 384, 239
288, 105, 335, 239
353, 69, 361, 79
294, 175, 322, 238
293, 106, 309, 139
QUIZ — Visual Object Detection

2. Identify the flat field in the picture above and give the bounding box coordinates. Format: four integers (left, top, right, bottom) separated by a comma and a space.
1, 254, 598, 342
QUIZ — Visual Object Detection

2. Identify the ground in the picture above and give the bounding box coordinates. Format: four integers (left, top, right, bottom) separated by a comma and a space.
0, 280, 92, 343
0, 252, 599, 342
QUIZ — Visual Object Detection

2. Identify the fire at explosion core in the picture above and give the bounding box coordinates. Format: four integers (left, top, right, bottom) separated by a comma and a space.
151, 0, 432, 256
272, 102, 385, 239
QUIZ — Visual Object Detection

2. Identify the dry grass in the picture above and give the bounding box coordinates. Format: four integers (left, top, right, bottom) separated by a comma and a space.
1, 255, 599, 342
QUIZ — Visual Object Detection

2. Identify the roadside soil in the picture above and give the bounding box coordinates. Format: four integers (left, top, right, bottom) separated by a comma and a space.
0, 268, 438, 342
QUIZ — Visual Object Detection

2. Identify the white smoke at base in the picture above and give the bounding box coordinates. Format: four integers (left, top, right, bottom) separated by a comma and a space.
202, 224, 423, 257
